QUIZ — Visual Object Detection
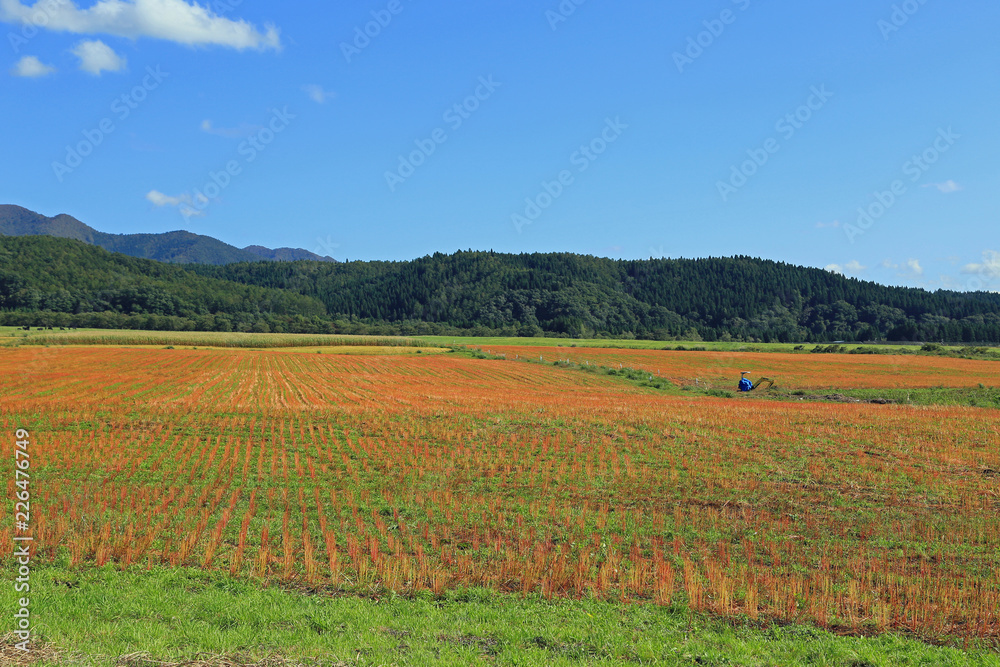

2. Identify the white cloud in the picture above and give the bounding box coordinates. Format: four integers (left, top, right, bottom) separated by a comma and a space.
200, 119, 260, 138
302, 84, 334, 104
825, 260, 866, 276
146, 190, 184, 207
922, 180, 962, 194
0, 0, 280, 51
145, 189, 206, 215
961, 250, 1000, 278
882, 258, 924, 281
939, 274, 962, 290
72, 39, 126, 75
815, 220, 840, 229
10, 54, 55, 77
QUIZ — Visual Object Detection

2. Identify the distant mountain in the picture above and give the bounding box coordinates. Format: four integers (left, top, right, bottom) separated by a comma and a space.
0, 205, 337, 265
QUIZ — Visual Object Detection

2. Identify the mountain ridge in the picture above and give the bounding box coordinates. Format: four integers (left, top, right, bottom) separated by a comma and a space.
0, 205, 337, 265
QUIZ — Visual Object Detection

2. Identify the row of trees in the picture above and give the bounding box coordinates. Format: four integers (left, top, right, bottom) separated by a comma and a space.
0, 311, 537, 337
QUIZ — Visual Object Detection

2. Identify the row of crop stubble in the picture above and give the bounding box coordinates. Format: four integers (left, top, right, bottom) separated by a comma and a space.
1, 347, 998, 642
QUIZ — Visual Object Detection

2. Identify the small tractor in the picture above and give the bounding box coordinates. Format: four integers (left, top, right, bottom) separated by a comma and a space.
738, 371, 774, 392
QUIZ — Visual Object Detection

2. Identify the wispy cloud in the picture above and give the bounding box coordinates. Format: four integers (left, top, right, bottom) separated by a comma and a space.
200, 119, 261, 138
302, 84, 334, 104
938, 274, 962, 290
825, 260, 866, 275
961, 250, 1000, 278
10, 55, 55, 77
0, 0, 280, 51
145, 189, 206, 215
72, 39, 126, 75
146, 190, 185, 207
922, 180, 962, 194
881, 258, 923, 279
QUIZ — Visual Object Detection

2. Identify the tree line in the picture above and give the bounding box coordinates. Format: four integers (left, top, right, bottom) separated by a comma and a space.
3, 237, 1000, 342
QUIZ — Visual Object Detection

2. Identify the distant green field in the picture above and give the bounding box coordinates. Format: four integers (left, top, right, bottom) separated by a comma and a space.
5, 327, 999, 357
0, 327, 440, 349
413, 334, 1000, 356
3, 328, 998, 361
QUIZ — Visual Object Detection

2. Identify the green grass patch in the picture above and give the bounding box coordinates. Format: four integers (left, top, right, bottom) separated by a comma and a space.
2, 566, 996, 665
769, 386, 1000, 408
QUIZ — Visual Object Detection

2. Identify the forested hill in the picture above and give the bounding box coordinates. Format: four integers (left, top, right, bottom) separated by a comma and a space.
191, 251, 1000, 343
2, 236, 998, 341
0, 236, 326, 331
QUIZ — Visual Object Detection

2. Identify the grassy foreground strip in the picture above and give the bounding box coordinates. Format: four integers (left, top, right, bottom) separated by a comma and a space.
1, 568, 996, 666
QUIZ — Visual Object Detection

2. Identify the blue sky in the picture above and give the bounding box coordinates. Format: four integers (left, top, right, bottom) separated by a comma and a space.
2, 0, 998, 290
